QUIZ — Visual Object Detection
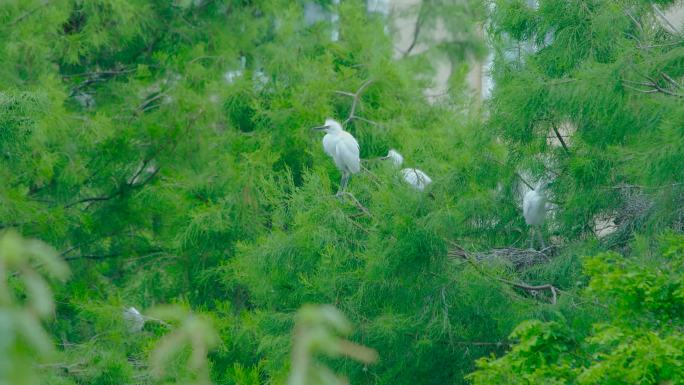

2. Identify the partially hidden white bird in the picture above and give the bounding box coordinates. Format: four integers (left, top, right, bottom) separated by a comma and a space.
523, 180, 548, 250
122, 306, 145, 333
313, 118, 361, 196
381, 149, 432, 191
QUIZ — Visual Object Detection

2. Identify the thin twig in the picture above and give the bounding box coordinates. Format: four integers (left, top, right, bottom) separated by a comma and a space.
334, 79, 376, 125
551, 123, 570, 153
7, 0, 48, 27
448, 243, 560, 304
652, 3, 681, 34
661, 72, 682, 89
625, 10, 643, 34
402, 0, 427, 58
340, 192, 372, 217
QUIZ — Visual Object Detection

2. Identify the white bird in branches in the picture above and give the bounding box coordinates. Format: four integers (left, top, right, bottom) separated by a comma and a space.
523, 180, 549, 250
381, 149, 432, 191
123, 306, 145, 332
312, 118, 361, 196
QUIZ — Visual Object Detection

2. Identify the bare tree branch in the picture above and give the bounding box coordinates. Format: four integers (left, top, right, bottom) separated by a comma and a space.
6, 0, 49, 27
448, 243, 560, 304
339, 192, 372, 217
551, 123, 570, 153
402, 0, 428, 58
652, 3, 681, 34
486, 156, 535, 190
334, 79, 376, 125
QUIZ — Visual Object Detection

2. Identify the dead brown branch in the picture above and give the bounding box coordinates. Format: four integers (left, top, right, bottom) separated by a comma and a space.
551, 123, 570, 153
7, 1, 49, 27
449, 243, 555, 270
334, 79, 376, 125
448, 242, 559, 304
402, 0, 427, 58
622, 74, 683, 98
339, 192, 372, 218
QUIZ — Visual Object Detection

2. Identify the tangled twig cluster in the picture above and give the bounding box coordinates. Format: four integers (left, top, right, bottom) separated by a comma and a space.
448, 242, 559, 304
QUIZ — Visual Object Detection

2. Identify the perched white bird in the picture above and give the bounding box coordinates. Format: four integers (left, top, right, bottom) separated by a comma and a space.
381, 149, 432, 191
223, 56, 246, 84
523, 181, 548, 249
122, 306, 145, 332
313, 118, 361, 196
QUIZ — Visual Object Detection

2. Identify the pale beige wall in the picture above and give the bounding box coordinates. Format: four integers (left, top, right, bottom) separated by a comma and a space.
388, 0, 684, 102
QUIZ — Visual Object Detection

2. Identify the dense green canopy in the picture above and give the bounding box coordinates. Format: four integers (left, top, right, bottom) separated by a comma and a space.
0, 0, 682, 384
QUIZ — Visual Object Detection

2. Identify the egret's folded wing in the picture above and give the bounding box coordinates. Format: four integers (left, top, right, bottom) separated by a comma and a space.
402, 168, 432, 190
322, 133, 337, 157
335, 134, 361, 173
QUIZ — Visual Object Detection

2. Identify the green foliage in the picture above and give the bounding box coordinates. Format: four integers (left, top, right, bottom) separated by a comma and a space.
148, 305, 219, 385
469, 234, 684, 384
0, 0, 682, 384
287, 305, 377, 385
488, 0, 684, 242
0, 231, 69, 385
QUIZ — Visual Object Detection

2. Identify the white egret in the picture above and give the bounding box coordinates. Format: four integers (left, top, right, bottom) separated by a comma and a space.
381, 149, 432, 191
523, 180, 548, 249
312, 118, 361, 196
123, 306, 145, 332
224, 56, 246, 84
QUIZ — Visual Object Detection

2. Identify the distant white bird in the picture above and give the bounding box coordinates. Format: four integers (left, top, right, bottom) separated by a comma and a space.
381, 149, 432, 191
523, 181, 548, 249
123, 307, 145, 332
224, 56, 246, 84
313, 118, 361, 196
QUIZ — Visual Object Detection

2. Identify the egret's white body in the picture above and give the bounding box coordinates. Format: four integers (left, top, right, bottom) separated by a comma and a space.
383, 149, 432, 191
523, 183, 547, 249
315, 119, 360, 195
123, 307, 145, 332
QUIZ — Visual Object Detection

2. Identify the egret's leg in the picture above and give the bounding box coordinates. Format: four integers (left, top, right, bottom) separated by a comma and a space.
537, 227, 545, 249
336, 172, 350, 197
529, 227, 535, 250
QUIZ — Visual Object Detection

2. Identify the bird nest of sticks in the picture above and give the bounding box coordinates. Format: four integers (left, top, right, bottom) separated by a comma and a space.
447, 243, 557, 271
447, 242, 560, 304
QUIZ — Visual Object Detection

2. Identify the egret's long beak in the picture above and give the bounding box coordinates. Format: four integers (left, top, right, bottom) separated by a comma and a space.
311, 125, 329, 131
379, 156, 390, 160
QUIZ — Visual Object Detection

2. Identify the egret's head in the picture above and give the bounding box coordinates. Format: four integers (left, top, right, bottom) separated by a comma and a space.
535, 178, 553, 192
312, 118, 343, 133
381, 149, 404, 167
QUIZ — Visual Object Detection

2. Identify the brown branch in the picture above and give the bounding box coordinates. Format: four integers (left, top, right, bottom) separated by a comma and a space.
0, 222, 24, 229
334, 79, 375, 125
339, 192, 372, 217
64, 248, 164, 262
623, 76, 683, 98
64, 253, 121, 261
661, 72, 682, 89
451, 340, 511, 347
63, 67, 136, 79
7, 1, 49, 27
64, 195, 113, 208
625, 10, 643, 34
652, 3, 680, 34
551, 123, 570, 153
448, 243, 559, 304
68, 67, 137, 94
361, 165, 382, 188
484, 156, 535, 190
402, 0, 427, 58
